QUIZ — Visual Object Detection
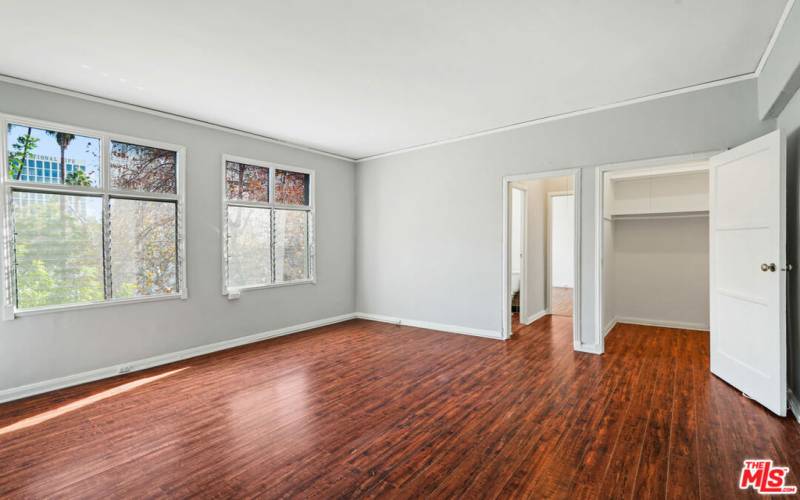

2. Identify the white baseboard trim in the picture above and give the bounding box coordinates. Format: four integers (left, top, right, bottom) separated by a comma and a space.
523, 309, 548, 325
604, 317, 618, 337
575, 343, 604, 355
0, 313, 357, 404
355, 312, 503, 340
615, 316, 709, 332
789, 390, 800, 423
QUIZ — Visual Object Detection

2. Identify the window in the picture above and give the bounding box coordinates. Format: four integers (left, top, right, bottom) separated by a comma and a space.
222, 155, 314, 293
2, 116, 186, 317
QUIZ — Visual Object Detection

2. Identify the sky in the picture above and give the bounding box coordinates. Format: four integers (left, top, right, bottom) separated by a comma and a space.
7, 123, 101, 185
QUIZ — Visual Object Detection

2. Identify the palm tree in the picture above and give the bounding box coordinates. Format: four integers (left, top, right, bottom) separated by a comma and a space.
45, 131, 75, 183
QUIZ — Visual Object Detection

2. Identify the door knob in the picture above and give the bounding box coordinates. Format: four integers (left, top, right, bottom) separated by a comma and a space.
761, 263, 777, 272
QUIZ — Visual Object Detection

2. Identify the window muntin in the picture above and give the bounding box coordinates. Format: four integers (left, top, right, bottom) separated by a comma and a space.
222, 157, 313, 293
6, 123, 100, 187
2, 116, 185, 317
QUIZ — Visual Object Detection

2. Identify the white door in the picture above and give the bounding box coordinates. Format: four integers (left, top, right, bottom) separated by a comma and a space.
709, 130, 786, 416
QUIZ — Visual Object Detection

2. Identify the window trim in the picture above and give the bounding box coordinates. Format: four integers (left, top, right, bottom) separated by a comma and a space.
221, 153, 315, 295
1, 113, 187, 320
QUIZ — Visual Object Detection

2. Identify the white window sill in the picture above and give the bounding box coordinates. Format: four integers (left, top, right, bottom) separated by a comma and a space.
224, 278, 316, 296
8, 293, 186, 320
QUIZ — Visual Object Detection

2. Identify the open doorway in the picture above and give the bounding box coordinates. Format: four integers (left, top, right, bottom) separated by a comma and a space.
595, 132, 787, 417
503, 170, 580, 347
548, 192, 575, 318
597, 157, 712, 343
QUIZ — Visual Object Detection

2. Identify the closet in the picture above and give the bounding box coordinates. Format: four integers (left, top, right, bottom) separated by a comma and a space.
602, 162, 710, 333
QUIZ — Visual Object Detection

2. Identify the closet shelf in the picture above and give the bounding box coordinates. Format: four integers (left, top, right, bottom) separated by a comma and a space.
610, 210, 708, 220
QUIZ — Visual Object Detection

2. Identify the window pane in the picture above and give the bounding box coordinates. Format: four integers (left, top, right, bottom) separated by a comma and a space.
227, 206, 271, 289
274, 169, 309, 206
274, 209, 308, 282
6, 124, 100, 187
225, 161, 269, 202
110, 141, 177, 193
12, 191, 104, 309
109, 199, 178, 298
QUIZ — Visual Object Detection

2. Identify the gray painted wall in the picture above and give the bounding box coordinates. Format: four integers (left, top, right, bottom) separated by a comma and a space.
759, 1, 800, 119
612, 217, 710, 329
356, 79, 773, 344
0, 81, 356, 392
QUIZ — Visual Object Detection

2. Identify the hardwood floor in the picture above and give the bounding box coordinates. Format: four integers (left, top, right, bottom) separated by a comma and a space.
550, 287, 573, 317
1, 318, 799, 498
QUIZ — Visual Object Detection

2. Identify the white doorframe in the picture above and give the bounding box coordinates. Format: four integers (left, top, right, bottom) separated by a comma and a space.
510, 185, 528, 323
592, 151, 719, 354
547, 191, 575, 315
501, 169, 581, 349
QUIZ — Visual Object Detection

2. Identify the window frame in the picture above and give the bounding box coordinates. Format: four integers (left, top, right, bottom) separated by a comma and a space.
1, 113, 187, 320
221, 154, 315, 295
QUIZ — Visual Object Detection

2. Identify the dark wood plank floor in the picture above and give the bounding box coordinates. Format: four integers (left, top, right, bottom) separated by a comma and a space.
1, 317, 799, 498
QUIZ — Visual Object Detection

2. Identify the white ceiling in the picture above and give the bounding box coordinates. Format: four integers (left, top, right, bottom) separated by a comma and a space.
1, 1, 789, 160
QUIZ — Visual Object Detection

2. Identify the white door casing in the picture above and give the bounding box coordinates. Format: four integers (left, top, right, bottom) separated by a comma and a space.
709, 130, 786, 416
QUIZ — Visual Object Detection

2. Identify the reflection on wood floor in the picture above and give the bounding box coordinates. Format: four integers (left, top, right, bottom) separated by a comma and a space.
1, 318, 798, 497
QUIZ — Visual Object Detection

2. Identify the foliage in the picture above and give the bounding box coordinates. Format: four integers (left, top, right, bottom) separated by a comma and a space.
275, 170, 309, 205
110, 199, 178, 298
6, 128, 38, 179
65, 170, 93, 187
226, 162, 269, 202
111, 141, 177, 193
13, 193, 104, 309
8, 129, 179, 309
227, 206, 271, 287
275, 209, 308, 281
45, 131, 76, 182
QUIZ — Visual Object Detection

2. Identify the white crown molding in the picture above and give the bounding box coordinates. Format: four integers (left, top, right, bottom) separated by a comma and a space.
2, 0, 792, 166
356, 73, 756, 162
0, 74, 355, 163
755, 0, 796, 76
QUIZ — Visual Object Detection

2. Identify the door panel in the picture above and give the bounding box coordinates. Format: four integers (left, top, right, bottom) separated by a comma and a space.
710, 130, 786, 416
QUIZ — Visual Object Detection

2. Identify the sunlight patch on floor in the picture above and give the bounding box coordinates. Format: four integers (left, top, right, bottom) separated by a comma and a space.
0, 367, 188, 436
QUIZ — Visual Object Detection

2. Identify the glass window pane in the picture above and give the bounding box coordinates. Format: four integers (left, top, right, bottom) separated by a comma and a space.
274, 209, 308, 282
12, 191, 104, 309
109, 199, 178, 298
225, 161, 269, 202
6, 124, 100, 187
110, 141, 177, 193
274, 169, 309, 206
227, 206, 271, 289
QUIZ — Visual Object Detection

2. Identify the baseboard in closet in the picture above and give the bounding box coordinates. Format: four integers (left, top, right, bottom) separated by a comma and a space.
615, 316, 709, 332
